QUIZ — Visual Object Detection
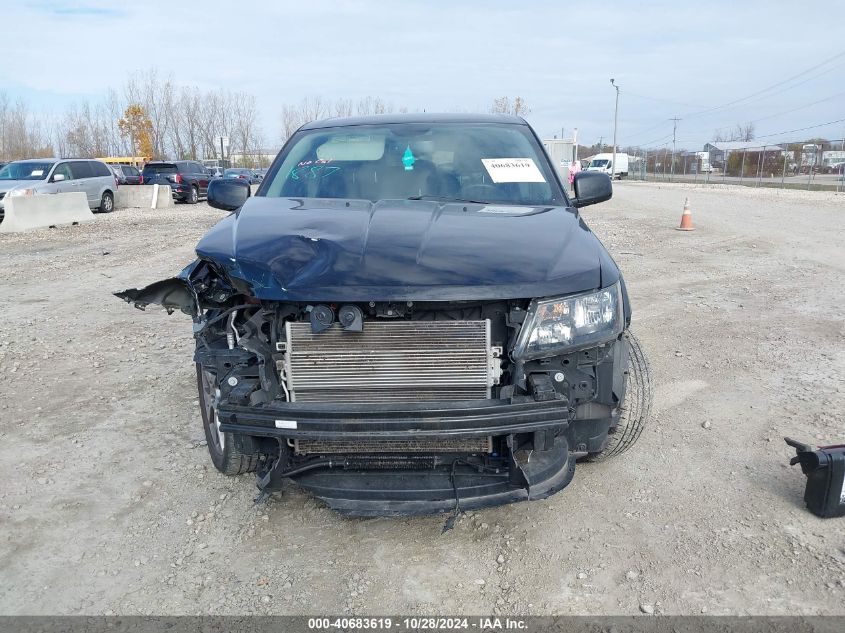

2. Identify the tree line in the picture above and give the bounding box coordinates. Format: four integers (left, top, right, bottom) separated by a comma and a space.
0, 72, 259, 164
0, 83, 530, 165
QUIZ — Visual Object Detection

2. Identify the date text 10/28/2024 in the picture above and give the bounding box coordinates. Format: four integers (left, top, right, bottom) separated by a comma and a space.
307, 617, 528, 630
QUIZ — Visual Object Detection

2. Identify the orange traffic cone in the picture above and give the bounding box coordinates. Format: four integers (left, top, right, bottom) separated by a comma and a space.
676, 197, 695, 231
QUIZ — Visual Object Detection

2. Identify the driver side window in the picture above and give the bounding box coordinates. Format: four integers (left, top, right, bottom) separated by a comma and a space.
52, 163, 72, 181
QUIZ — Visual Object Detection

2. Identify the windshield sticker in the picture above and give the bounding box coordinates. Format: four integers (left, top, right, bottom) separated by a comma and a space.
402, 146, 416, 171
478, 205, 537, 215
481, 158, 545, 183
30, 170, 44, 177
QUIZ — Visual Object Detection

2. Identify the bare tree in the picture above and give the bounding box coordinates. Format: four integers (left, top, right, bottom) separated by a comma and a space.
490, 96, 530, 116
0, 95, 53, 160
231, 92, 260, 165
714, 122, 756, 143
357, 96, 393, 116
333, 98, 353, 118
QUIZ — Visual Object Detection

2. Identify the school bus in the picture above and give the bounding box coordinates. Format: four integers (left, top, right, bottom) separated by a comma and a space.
97, 156, 151, 168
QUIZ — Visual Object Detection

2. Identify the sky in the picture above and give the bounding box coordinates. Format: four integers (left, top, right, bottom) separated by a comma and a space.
4, 0, 844, 151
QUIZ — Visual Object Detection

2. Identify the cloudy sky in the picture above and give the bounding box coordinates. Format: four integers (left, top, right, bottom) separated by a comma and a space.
5, 1, 843, 150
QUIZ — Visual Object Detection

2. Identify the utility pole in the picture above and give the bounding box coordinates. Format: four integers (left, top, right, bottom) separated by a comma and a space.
670, 117, 681, 181
610, 79, 620, 179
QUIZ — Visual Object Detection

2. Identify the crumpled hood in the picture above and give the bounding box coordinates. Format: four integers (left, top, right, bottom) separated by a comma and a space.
195, 197, 616, 301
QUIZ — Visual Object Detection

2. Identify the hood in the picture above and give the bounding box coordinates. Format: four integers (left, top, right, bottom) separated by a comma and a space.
0, 180, 30, 194
194, 197, 615, 301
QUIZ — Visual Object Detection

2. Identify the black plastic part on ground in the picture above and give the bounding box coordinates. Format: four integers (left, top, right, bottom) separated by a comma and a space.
786, 437, 845, 518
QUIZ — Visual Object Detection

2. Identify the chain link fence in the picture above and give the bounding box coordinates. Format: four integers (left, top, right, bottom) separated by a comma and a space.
624, 139, 845, 192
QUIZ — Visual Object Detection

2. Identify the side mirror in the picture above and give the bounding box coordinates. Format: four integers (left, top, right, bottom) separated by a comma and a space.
52, 173, 66, 182
572, 171, 612, 208
208, 177, 250, 211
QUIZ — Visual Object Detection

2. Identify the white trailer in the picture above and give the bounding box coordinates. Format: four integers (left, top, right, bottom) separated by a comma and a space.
542, 138, 577, 180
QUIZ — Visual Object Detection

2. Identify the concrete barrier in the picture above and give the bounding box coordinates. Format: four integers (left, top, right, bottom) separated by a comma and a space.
152, 184, 174, 209
0, 192, 94, 233
115, 185, 174, 209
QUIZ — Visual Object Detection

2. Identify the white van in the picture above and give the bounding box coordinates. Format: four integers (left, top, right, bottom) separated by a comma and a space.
0, 158, 117, 221
587, 152, 629, 179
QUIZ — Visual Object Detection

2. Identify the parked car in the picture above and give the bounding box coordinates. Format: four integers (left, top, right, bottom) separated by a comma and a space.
110, 164, 142, 185
0, 158, 117, 221
117, 113, 651, 517
223, 167, 256, 183
141, 161, 209, 204
207, 166, 225, 179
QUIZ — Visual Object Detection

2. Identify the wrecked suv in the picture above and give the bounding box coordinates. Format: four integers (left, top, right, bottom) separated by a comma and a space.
118, 114, 651, 516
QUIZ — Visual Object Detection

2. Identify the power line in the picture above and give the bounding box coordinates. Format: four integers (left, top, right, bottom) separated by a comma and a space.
630, 131, 674, 147
680, 50, 845, 119
621, 120, 672, 142
625, 50, 845, 144
749, 92, 845, 123
685, 90, 845, 139
623, 91, 710, 109
671, 117, 845, 147
753, 117, 845, 140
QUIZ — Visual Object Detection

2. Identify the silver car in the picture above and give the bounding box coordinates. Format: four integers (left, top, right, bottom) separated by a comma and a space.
0, 158, 117, 220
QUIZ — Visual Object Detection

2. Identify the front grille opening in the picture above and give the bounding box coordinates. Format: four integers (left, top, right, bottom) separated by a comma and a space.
293, 436, 493, 455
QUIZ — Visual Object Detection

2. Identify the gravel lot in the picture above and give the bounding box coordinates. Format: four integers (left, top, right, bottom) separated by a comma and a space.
1, 183, 843, 616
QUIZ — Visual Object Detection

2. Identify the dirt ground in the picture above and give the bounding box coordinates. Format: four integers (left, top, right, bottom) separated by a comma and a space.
0, 182, 843, 616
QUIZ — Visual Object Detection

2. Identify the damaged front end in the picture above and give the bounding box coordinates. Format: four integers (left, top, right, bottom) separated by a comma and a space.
117, 259, 634, 517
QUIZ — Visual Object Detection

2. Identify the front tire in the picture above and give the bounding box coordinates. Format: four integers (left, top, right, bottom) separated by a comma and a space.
589, 331, 652, 460
196, 364, 260, 475
99, 191, 114, 213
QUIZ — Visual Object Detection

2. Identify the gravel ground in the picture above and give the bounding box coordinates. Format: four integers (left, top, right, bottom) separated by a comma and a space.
0, 183, 843, 616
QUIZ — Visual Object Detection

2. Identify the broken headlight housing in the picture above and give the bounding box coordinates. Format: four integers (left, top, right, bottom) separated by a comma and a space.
513, 282, 623, 359
8, 187, 35, 197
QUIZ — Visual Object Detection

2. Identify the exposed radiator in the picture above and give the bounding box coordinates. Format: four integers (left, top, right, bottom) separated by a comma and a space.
283, 320, 500, 403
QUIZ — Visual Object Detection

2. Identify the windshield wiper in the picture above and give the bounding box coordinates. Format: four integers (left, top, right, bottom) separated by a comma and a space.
407, 195, 490, 205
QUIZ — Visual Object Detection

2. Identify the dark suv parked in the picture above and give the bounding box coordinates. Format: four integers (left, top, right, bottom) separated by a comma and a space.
118, 114, 652, 517
141, 161, 209, 203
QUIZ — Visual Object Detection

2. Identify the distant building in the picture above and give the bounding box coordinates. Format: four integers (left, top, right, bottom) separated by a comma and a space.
703, 141, 784, 169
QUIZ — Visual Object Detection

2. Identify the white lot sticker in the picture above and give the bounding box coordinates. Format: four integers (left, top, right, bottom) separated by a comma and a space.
30, 170, 44, 177
478, 205, 537, 215
481, 158, 546, 183
274, 419, 297, 429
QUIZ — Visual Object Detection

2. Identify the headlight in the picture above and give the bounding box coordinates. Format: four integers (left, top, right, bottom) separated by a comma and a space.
9, 188, 35, 197
513, 282, 624, 359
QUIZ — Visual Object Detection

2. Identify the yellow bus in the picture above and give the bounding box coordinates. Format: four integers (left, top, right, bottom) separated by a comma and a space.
97, 156, 151, 168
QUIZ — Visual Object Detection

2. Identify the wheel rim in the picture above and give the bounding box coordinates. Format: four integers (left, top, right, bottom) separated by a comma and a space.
191, 188, 198, 203
104, 195, 112, 211
200, 369, 225, 451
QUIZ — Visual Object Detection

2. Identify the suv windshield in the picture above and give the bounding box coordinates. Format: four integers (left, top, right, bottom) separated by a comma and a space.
263, 122, 564, 206
0, 161, 54, 181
